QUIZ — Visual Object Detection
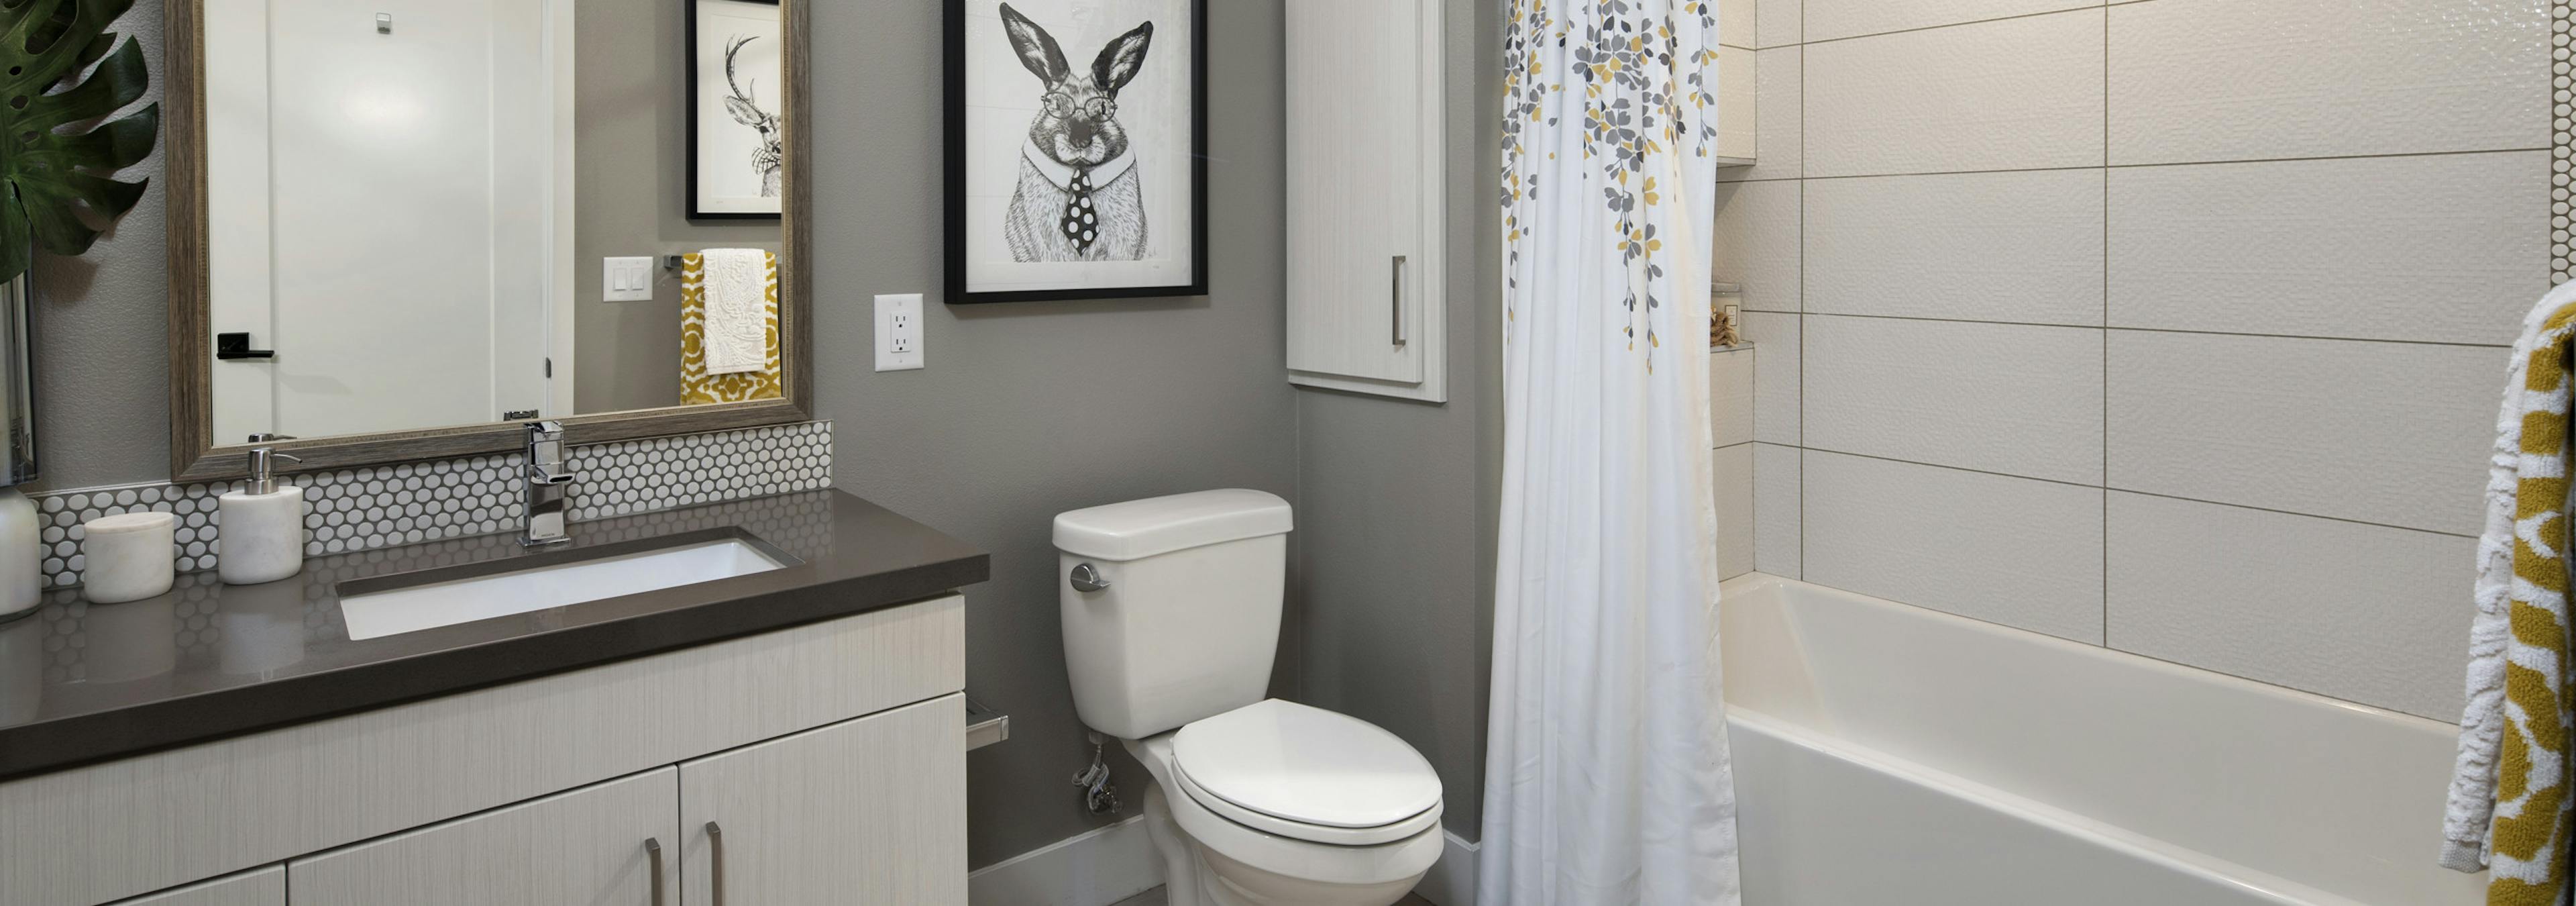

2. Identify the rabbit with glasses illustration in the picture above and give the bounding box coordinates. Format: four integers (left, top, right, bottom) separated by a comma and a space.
998, 3, 1155, 262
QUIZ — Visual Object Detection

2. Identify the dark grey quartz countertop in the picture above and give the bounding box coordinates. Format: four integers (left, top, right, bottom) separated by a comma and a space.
0, 489, 988, 781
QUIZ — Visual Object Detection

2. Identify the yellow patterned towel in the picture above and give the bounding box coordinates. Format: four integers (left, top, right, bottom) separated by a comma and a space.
679, 250, 783, 405
2446, 282, 2576, 905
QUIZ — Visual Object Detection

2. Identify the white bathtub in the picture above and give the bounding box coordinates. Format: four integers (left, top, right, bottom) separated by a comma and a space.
1720, 573, 2484, 906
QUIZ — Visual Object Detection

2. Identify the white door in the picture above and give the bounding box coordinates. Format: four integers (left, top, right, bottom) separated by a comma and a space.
287, 767, 679, 905
207, 0, 563, 442
682, 695, 969, 905
1285, 0, 1426, 385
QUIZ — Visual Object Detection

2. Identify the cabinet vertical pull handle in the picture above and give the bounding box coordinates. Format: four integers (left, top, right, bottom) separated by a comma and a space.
1391, 256, 1409, 347
705, 821, 727, 906
645, 838, 666, 906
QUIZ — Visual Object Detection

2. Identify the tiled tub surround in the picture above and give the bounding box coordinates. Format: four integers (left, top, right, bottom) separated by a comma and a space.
1711, 0, 2557, 722
21, 421, 833, 590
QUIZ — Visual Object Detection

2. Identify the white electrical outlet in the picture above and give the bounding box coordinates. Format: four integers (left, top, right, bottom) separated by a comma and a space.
603, 256, 654, 302
876, 293, 924, 372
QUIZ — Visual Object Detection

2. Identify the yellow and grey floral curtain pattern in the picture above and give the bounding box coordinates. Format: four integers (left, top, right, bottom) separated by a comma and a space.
1500, 0, 1723, 366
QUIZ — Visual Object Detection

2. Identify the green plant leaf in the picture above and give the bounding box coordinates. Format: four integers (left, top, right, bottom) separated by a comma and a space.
0, 0, 157, 285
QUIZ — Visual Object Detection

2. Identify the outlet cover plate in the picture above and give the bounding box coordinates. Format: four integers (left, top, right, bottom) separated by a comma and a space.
876, 293, 924, 372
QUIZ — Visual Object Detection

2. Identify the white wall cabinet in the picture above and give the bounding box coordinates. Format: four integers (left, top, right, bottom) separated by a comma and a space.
681, 695, 968, 905
288, 768, 679, 906
1285, 0, 1446, 403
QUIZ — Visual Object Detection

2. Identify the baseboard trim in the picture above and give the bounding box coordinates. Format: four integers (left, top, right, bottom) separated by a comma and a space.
1412, 829, 1480, 906
969, 815, 1161, 906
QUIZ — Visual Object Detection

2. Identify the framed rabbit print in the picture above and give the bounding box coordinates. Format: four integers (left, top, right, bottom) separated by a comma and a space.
688, 0, 785, 219
945, 0, 1210, 304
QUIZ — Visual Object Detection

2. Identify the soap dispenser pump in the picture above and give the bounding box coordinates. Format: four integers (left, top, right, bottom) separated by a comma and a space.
219, 445, 307, 585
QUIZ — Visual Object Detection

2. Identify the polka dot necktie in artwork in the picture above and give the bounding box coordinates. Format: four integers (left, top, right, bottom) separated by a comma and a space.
1062, 169, 1099, 251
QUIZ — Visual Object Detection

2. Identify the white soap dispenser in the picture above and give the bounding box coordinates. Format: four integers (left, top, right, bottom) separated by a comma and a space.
219, 446, 307, 585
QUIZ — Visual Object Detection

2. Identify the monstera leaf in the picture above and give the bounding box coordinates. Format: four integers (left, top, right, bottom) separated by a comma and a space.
0, 0, 158, 285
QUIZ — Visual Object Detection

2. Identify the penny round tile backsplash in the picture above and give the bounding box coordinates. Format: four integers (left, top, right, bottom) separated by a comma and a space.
28, 421, 832, 589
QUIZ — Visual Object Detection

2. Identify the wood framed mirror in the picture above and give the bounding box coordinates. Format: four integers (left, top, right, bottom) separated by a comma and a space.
164, 0, 812, 483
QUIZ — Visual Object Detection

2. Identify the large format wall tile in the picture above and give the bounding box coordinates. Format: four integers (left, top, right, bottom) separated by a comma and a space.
1743, 312, 1800, 445
1806, 10, 2104, 177
2106, 332, 2502, 536
1713, 180, 1802, 313
1807, 0, 2100, 44
1719, 47, 1803, 183
1805, 452, 2105, 643
2106, 492, 2475, 720
2108, 0, 2551, 164
1715, 443, 1756, 580
1807, 170, 2104, 325
1712, 347, 1756, 448
1754, 443, 1801, 577
2109, 152, 2548, 346
1758, 0, 1801, 48
1805, 316, 2104, 484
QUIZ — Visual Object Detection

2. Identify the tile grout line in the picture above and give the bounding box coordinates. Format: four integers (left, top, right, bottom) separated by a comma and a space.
1796, 0, 1807, 580
1719, 147, 2551, 187
1747, 309, 2516, 350
2102, 0, 2112, 647
1792, 444, 2479, 540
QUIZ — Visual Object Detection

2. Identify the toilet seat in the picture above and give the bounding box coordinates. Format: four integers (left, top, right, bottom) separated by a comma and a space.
1170, 699, 1445, 846
1173, 758, 1442, 846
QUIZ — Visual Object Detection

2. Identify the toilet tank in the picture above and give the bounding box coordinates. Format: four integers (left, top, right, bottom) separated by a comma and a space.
1055, 489, 1292, 740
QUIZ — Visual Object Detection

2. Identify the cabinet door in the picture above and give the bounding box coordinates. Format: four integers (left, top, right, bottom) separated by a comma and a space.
111, 867, 284, 906
1286, 0, 1428, 385
288, 768, 678, 906
682, 695, 967, 905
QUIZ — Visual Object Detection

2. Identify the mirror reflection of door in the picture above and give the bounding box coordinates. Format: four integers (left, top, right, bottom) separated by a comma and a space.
207, 0, 571, 442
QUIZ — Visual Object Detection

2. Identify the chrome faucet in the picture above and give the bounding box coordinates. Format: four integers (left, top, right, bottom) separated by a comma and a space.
520, 421, 576, 547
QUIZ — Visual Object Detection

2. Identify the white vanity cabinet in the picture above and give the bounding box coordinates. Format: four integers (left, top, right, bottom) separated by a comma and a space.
11, 596, 969, 906
1284, 0, 1447, 403
107, 868, 284, 906
286, 768, 679, 906
681, 695, 968, 904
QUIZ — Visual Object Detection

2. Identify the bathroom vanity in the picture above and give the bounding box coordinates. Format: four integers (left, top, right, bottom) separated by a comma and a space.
0, 491, 989, 906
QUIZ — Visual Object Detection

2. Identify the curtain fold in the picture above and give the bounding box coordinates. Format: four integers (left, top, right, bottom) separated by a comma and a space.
1479, 1, 1738, 904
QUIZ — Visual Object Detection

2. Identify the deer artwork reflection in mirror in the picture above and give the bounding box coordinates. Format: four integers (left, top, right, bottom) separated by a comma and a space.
724, 34, 784, 198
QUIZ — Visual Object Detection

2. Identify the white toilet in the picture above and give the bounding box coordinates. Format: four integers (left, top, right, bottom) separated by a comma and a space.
1056, 489, 1446, 906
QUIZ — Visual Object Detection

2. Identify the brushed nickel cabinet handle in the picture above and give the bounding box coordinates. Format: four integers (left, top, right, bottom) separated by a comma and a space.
1391, 256, 1409, 347
706, 821, 727, 906
645, 838, 665, 906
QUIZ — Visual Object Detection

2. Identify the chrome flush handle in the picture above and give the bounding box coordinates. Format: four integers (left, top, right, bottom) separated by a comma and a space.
1069, 563, 1111, 593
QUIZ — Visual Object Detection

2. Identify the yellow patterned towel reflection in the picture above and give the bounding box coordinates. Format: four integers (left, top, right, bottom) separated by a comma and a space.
680, 250, 784, 405
2444, 281, 2576, 905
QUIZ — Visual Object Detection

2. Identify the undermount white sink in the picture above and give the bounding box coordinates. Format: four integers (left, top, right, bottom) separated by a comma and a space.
339, 539, 789, 641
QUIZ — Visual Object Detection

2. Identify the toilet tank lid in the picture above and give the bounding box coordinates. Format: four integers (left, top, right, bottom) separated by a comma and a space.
1054, 489, 1293, 561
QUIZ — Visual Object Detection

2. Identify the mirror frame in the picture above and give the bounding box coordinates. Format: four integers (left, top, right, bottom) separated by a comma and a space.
163, 0, 814, 483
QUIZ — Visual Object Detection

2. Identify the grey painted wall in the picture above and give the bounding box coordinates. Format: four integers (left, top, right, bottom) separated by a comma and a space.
572, 0, 781, 415
30, 0, 168, 490
804, 0, 1301, 867
1291, 0, 1503, 840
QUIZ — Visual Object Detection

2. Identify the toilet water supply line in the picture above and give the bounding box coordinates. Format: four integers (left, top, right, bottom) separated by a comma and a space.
1075, 732, 1120, 815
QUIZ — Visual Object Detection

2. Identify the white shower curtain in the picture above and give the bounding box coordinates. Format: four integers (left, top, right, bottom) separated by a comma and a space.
1479, 1, 1737, 904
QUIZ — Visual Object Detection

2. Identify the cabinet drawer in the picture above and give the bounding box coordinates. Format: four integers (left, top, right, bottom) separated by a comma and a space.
290, 768, 678, 906
107, 868, 284, 906
682, 694, 967, 905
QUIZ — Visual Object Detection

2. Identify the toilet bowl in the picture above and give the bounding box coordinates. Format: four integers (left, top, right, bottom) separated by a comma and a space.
1127, 701, 1444, 906
1055, 491, 1446, 906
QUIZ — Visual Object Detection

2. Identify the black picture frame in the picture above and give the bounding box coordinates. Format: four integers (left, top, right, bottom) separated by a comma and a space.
943, 0, 1211, 304
686, 0, 784, 221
